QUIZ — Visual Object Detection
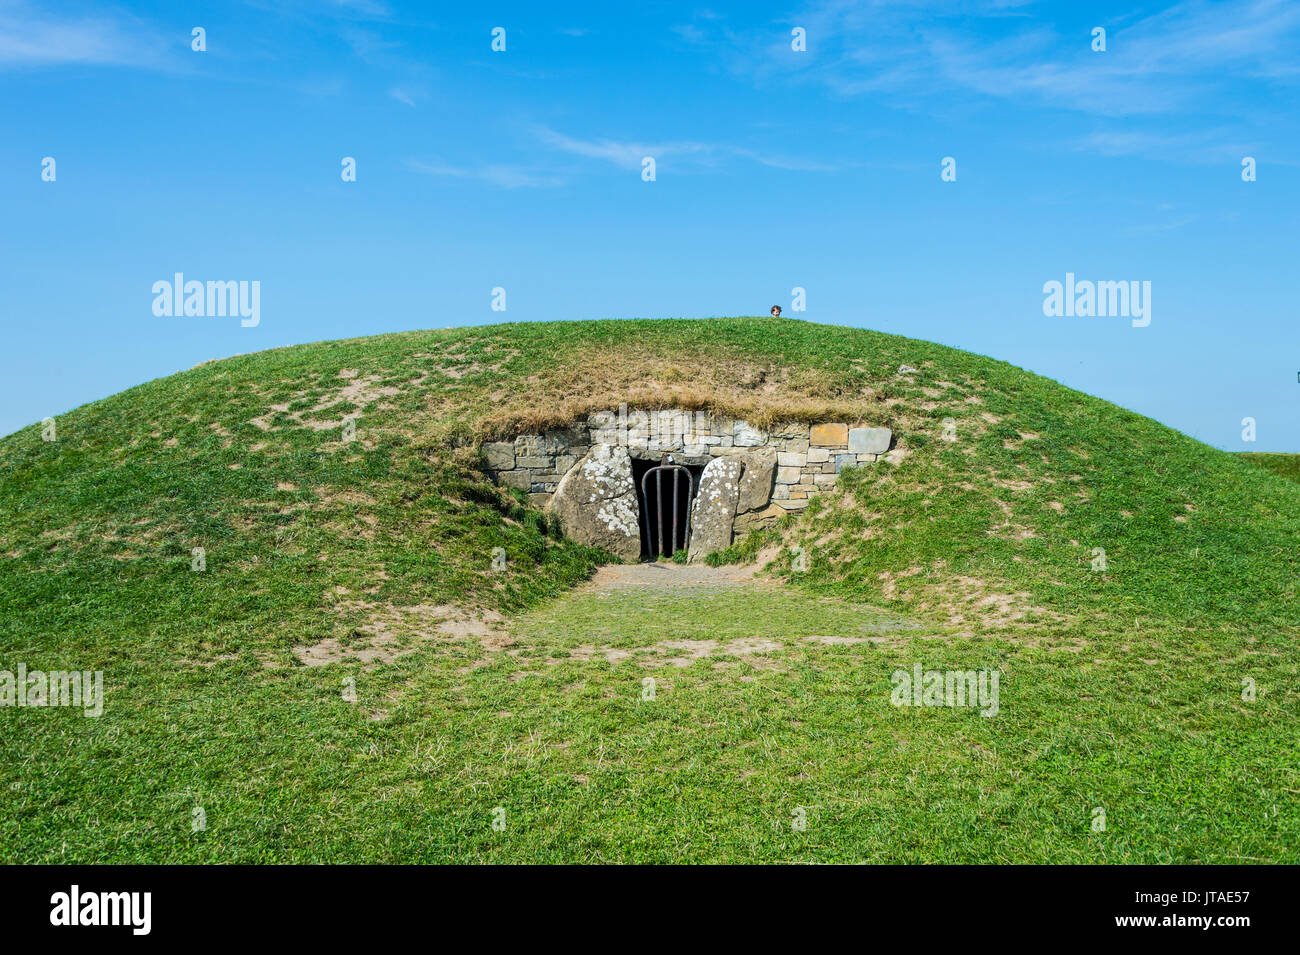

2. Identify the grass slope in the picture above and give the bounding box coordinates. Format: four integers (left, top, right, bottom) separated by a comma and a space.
1, 318, 1296, 863
1241, 452, 1300, 485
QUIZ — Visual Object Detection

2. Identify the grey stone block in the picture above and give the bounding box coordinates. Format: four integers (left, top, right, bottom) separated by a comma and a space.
733, 421, 766, 446
771, 424, 810, 439
848, 427, 892, 454
737, 447, 776, 513
498, 470, 531, 489
484, 442, 515, 470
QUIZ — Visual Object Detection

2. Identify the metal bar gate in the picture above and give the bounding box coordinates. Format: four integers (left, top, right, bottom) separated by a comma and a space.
639, 465, 694, 559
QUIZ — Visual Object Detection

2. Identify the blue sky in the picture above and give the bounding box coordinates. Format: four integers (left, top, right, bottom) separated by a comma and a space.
1, 0, 1297, 448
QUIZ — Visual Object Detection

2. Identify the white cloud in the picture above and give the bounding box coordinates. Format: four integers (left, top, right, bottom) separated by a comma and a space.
534, 126, 714, 170
533, 125, 848, 173
691, 0, 1300, 118
388, 85, 418, 107
407, 159, 563, 189
0, 2, 169, 69
1071, 128, 1256, 163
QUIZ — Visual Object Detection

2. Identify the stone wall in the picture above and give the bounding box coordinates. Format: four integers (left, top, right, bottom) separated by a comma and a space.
482, 408, 893, 559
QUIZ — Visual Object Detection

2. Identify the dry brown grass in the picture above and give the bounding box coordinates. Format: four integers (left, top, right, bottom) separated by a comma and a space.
475, 346, 887, 439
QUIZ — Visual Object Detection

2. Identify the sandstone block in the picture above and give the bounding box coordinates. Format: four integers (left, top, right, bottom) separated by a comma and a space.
810, 423, 848, 446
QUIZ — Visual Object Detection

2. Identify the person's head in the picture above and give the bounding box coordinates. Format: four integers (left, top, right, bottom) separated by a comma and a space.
770, 305, 782, 317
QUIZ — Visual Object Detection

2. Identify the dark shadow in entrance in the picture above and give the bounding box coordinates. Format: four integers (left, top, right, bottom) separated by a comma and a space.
631, 457, 704, 560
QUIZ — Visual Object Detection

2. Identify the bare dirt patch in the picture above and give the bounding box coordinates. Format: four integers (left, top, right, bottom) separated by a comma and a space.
804, 634, 888, 645
291, 599, 509, 667
935, 575, 1060, 629
876, 565, 1068, 632
654, 637, 784, 667
248, 370, 406, 433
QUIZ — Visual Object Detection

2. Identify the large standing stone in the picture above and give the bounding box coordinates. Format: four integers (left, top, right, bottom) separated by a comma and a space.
546, 444, 641, 560
688, 456, 745, 562
736, 447, 776, 513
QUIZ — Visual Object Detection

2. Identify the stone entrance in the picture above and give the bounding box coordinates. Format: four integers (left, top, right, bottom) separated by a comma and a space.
482, 407, 892, 561
634, 460, 699, 559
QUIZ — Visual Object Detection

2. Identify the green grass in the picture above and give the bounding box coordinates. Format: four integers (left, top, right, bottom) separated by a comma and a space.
1240, 452, 1300, 484
2, 318, 1297, 862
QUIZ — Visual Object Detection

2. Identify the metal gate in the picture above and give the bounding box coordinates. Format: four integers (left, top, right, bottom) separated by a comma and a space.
640, 465, 694, 558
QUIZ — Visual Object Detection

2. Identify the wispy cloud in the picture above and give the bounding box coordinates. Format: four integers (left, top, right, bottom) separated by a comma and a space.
407, 158, 563, 189
681, 0, 1300, 119
534, 125, 852, 173
339, 25, 405, 66
388, 85, 420, 107
1071, 128, 1257, 163
730, 147, 846, 172
325, 20, 437, 108
0, 1, 170, 69
408, 126, 853, 190
329, 0, 394, 17
1126, 214, 1199, 234
535, 126, 715, 170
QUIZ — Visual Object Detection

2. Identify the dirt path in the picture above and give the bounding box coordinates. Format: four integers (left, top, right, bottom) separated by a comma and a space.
578, 560, 770, 592
506, 559, 927, 671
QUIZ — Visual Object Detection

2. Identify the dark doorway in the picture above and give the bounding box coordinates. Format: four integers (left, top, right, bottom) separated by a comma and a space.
631, 457, 703, 559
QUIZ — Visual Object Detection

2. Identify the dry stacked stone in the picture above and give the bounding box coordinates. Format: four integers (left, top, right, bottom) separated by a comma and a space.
482, 410, 894, 554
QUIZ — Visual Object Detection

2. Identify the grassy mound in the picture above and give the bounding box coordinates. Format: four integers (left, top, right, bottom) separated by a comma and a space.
1241, 452, 1300, 485
2, 318, 1296, 862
